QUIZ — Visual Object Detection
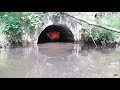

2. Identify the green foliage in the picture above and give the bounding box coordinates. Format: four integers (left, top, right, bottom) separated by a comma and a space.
96, 12, 120, 29
0, 12, 45, 45
52, 12, 61, 20
0, 12, 120, 46
91, 12, 120, 43
22, 12, 44, 32
90, 27, 115, 41
0, 12, 22, 44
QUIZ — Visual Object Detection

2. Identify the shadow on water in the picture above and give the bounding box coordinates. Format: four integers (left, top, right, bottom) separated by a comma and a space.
0, 42, 120, 78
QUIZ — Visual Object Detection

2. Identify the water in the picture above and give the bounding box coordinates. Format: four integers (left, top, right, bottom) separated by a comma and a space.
0, 43, 120, 78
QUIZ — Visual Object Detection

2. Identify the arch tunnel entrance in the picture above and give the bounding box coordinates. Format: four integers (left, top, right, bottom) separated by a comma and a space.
37, 25, 74, 44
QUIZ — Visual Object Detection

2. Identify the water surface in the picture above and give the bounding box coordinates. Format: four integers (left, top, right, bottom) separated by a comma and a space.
0, 43, 120, 78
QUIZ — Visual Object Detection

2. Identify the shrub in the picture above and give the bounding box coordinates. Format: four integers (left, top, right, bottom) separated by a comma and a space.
0, 12, 45, 46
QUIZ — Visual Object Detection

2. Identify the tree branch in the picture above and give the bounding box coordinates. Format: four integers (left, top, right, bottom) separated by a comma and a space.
62, 12, 120, 33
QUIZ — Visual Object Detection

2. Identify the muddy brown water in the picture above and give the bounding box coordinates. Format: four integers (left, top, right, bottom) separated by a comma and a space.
0, 43, 120, 78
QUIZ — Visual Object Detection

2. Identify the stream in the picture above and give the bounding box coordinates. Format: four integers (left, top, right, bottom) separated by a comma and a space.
0, 43, 120, 78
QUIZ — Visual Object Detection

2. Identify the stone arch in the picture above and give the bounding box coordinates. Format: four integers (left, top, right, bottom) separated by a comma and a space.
37, 24, 74, 43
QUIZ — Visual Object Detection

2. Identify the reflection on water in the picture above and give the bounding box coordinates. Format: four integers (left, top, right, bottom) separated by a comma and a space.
0, 43, 120, 78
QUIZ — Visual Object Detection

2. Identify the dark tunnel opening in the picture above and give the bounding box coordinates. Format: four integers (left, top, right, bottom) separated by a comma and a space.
37, 25, 74, 44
